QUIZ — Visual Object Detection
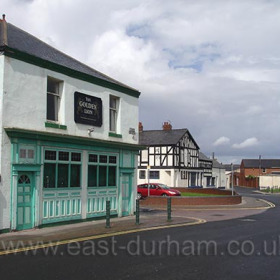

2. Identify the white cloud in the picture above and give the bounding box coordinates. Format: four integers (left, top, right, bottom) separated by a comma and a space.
2, 0, 280, 161
213, 137, 230, 146
232, 138, 259, 149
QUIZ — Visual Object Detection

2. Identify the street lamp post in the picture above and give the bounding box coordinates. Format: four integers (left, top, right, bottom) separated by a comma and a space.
231, 163, 234, 196
147, 165, 150, 197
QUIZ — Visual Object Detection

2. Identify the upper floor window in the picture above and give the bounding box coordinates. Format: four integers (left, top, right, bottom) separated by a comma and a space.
47, 77, 62, 122
109, 95, 119, 132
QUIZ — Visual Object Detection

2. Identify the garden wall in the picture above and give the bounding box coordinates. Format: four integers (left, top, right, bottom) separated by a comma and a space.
140, 188, 242, 206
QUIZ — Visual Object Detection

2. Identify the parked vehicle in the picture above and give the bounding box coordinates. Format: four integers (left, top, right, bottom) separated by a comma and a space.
137, 183, 181, 199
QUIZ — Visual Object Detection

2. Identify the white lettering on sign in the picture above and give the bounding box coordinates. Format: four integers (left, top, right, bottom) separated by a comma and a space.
84, 109, 93, 115
79, 101, 97, 110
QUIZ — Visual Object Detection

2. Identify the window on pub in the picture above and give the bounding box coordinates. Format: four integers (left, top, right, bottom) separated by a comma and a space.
109, 95, 119, 132
47, 77, 62, 122
43, 150, 81, 188
88, 153, 117, 188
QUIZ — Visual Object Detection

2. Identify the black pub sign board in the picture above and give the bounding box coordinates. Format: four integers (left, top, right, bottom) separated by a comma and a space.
74, 92, 102, 126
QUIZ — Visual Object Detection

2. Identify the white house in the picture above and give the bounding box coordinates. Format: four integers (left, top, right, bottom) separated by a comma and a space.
212, 158, 226, 189
138, 122, 203, 188
0, 16, 141, 232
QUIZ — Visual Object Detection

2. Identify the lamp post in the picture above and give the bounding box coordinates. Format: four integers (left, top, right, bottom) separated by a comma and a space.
147, 165, 150, 197
231, 163, 234, 196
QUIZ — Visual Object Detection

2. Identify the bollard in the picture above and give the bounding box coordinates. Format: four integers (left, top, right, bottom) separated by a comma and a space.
167, 197, 172, 222
105, 200, 111, 228
135, 199, 140, 225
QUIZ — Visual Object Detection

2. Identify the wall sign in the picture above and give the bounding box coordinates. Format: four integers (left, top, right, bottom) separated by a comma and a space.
74, 92, 102, 126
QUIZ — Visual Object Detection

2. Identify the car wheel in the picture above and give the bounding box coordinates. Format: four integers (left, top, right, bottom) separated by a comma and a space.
161, 194, 168, 197
137, 193, 142, 200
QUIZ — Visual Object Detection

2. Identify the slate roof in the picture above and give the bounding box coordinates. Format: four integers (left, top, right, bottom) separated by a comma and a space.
242, 159, 280, 169
224, 164, 240, 172
199, 152, 212, 162
139, 129, 199, 148
212, 159, 225, 169
0, 17, 139, 94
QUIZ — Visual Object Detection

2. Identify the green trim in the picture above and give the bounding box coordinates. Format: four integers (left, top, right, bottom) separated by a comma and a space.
45, 122, 67, 130
38, 214, 118, 229
108, 132, 122, 138
3, 46, 141, 98
0, 228, 10, 234
12, 164, 41, 172
5, 127, 145, 151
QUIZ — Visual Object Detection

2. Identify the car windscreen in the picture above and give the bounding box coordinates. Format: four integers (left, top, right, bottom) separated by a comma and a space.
158, 184, 170, 189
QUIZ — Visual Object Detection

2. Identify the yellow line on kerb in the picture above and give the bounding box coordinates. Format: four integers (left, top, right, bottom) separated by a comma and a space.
0, 217, 206, 256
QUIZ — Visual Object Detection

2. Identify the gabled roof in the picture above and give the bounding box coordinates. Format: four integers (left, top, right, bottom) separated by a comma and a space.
212, 159, 225, 169
139, 129, 199, 148
242, 159, 280, 169
0, 17, 140, 97
224, 164, 240, 172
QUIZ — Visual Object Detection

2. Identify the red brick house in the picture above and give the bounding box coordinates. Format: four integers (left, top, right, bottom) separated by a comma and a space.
240, 159, 280, 188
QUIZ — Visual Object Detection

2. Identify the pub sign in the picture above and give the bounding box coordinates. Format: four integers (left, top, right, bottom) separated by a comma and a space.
74, 92, 102, 126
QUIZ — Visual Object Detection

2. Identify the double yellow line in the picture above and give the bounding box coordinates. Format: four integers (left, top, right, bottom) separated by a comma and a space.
0, 217, 205, 256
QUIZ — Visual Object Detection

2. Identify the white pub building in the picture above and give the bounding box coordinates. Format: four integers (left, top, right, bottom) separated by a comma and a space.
0, 16, 141, 232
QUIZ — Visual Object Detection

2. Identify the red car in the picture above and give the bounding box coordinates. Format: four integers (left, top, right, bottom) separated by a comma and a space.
137, 183, 181, 199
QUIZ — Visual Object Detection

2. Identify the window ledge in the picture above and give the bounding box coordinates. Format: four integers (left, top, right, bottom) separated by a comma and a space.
108, 132, 122, 138
45, 122, 67, 130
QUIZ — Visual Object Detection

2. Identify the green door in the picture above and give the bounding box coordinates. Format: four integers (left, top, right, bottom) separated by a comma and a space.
121, 174, 131, 216
17, 173, 34, 230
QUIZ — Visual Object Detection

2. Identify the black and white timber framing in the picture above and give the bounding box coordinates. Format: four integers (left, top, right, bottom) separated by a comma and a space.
138, 128, 204, 187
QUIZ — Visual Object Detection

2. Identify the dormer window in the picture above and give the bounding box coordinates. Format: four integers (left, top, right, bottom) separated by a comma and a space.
47, 77, 62, 122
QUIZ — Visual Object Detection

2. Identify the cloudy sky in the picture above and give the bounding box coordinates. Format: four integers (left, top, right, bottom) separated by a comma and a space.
2, 0, 280, 163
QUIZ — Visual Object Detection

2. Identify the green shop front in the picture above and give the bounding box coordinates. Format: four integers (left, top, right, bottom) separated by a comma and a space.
6, 128, 140, 231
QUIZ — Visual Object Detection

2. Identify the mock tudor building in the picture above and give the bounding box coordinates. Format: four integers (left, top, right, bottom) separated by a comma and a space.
198, 152, 213, 187
199, 152, 226, 188
138, 122, 203, 187
0, 16, 141, 232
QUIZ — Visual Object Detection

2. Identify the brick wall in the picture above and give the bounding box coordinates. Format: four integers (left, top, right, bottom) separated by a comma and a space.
140, 195, 242, 206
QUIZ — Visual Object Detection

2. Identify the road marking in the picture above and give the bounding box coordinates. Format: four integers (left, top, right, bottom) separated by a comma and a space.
0, 217, 206, 256
256, 198, 275, 208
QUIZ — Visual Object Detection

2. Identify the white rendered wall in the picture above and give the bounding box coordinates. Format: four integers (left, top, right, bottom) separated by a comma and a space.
260, 175, 280, 189
212, 168, 226, 188
0, 55, 8, 229
0, 56, 11, 229
0, 56, 140, 230
2, 57, 139, 144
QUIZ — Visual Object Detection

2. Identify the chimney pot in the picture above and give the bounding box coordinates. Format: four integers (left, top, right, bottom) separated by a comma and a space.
162, 121, 172, 131
139, 122, 143, 133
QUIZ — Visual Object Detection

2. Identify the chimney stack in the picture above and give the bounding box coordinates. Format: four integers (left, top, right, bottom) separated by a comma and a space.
1, 14, 8, 46
139, 122, 143, 133
162, 121, 172, 131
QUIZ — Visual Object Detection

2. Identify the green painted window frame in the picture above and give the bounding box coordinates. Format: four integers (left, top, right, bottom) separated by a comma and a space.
108, 132, 122, 138
45, 122, 67, 130
43, 149, 82, 189
87, 152, 118, 188
17, 144, 36, 164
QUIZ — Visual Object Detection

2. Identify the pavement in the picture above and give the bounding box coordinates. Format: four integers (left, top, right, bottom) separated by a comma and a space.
0, 194, 274, 255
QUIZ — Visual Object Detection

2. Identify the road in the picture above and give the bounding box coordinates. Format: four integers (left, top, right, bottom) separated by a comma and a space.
1, 187, 280, 280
